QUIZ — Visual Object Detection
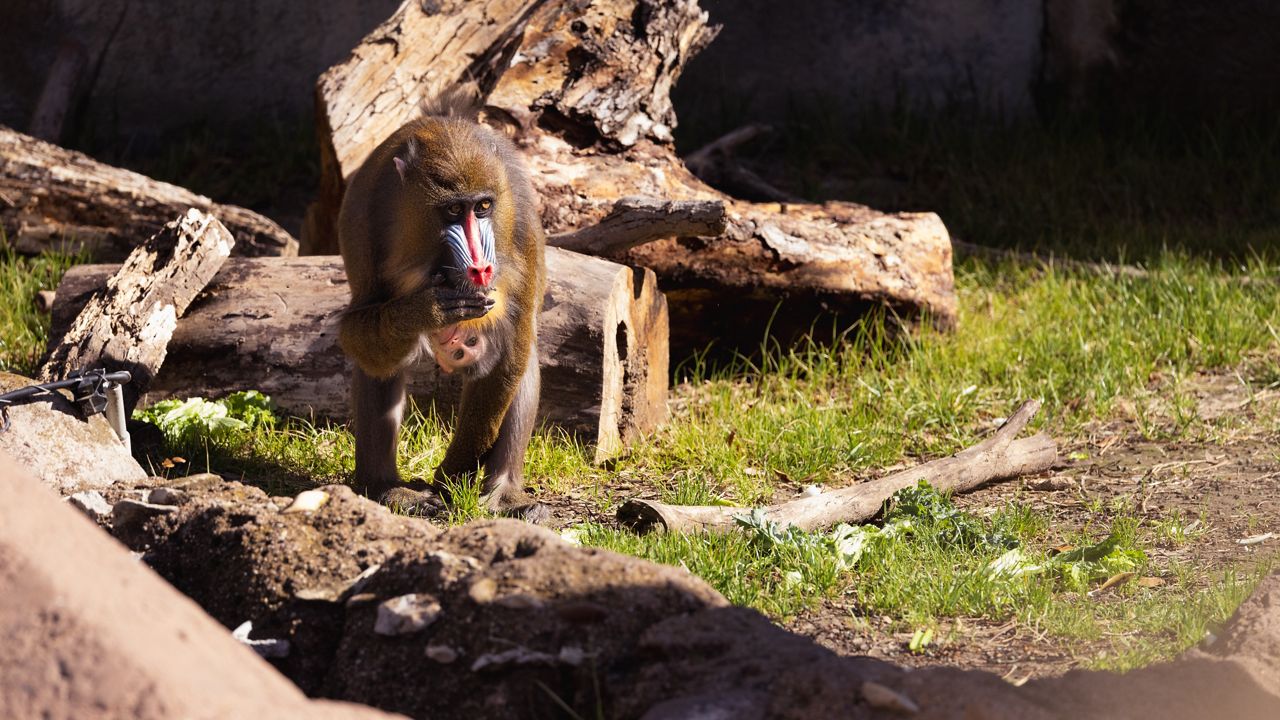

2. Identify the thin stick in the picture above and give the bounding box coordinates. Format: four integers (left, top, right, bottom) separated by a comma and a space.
618, 400, 1057, 534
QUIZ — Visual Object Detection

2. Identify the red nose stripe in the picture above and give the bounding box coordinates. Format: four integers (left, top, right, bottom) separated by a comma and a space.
462, 209, 493, 287
463, 210, 483, 267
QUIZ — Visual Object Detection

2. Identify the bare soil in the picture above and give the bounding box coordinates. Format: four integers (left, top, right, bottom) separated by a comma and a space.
783, 368, 1280, 678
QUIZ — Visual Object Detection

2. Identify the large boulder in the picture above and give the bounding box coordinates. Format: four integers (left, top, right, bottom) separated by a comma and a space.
0, 452, 400, 719
0, 372, 145, 493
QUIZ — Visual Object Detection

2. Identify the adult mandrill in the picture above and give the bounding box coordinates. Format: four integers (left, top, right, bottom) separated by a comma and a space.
337, 99, 547, 521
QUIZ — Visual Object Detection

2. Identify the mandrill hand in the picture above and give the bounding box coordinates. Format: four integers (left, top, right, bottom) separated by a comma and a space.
398, 270, 495, 328
431, 269, 495, 325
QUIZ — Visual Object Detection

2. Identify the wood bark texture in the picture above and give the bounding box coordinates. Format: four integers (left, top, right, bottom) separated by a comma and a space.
49, 249, 668, 461
0, 125, 297, 261
303, 0, 957, 346
40, 209, 236, 412
616, 400, 1057, 534
549, 197, 725, 255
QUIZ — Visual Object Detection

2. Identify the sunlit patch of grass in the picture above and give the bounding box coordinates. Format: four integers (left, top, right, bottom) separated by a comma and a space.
0, 246, 79, 376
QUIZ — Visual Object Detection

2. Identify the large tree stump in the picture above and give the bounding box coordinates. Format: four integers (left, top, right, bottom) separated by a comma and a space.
49, 250, 668, 461
40, 209, 236, 412
302, 0, 956, 355
0, 125, 297, 261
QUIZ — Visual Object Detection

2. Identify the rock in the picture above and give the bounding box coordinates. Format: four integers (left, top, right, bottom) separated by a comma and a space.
0, 372, 146, 493
66, 491, 112, 522
232, 620, 292, 659
111, 499, 179, 548
282, 489, 330, 513
373, 594, 442, 636
0, 451, 403, 720
146, 487, 186, 505
113, 499, 178, 525
470, 646, 585, 672
467, 577, 497, 604
426, 645, 459, 664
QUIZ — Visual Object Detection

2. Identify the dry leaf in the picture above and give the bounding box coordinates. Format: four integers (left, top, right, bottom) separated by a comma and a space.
1089, 572, 1136, 597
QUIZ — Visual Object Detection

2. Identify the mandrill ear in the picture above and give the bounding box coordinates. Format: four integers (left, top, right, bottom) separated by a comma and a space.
393, 137, 419, 183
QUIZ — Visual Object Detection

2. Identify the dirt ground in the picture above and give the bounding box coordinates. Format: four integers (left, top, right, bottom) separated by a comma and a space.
537, 366, 1280, 681
785, 368, 1280, 679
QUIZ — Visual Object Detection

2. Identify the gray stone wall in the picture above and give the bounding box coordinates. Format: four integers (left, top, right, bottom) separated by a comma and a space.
675, 0, 1045, 121
0, 0, 401, 144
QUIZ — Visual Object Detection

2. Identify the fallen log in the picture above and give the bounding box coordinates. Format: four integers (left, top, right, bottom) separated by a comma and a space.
40, 209, 235, 412
0, 125, 297, 261
617, 400, 1057, 534
301, 0, 957, 356
49, 250, 668, 462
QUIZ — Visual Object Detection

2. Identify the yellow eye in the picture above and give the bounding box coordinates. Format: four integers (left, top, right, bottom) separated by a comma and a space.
477, 199, 492, 212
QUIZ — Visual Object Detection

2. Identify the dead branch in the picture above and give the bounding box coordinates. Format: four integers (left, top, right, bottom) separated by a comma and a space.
40, 209, 235, 412
683, 123, 774, 176
617, 400, 1057, 534
549, 197, 726, 255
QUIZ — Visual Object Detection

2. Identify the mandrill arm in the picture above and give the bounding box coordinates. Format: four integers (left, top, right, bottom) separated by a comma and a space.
339, 275, 494, 379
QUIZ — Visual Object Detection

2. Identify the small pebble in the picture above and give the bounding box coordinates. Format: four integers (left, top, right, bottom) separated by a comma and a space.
426, 644, 458, 663
231, 620, 290, 659
146, 487, 185, 505
67, 491, 113, 522
468, 578, 498, 604
282, 489, 330, 514
374, 593, 442, 635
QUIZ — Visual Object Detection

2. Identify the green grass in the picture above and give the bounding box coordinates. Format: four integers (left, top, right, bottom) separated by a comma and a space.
0, 246, 79, 376
6, 110, 1279, 672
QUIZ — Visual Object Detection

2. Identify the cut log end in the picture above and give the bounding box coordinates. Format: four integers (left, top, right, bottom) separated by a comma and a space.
616, 499, 669, 534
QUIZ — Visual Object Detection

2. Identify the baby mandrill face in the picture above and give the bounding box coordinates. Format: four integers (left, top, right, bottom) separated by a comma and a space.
428, 324, 486, 374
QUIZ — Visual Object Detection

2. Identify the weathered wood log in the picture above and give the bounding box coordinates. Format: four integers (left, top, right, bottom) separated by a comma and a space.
302, 0, 957, 356
617, 400, 1057, 534
40, 209, 236, 413
0, 125, 297, 261
549, 197, 726, 255
49, 250, 668, 461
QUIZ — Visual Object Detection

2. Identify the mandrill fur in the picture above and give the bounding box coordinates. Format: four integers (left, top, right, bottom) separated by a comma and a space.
337, 101, 547, 521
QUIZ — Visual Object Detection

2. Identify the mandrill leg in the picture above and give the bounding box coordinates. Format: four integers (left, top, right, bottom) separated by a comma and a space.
351, 365, 440, 513
480, 344, 546, 522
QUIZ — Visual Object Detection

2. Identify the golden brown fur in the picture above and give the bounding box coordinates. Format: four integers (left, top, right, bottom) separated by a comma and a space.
337, 105, 546, 519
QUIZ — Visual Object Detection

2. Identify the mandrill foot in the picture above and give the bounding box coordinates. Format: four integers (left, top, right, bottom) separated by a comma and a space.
505, 501, 551, 525
377, 486, 445, 517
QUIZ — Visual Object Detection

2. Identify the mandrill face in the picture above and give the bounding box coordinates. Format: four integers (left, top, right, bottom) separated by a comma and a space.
428, 323, 487, 375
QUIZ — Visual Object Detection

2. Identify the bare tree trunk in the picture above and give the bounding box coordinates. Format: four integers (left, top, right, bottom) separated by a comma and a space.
49, 250, 668, 462
617, 401, 1057, 533
0, 125, 297, 261
40, 209, 235, 412
302, 0, 957, 356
